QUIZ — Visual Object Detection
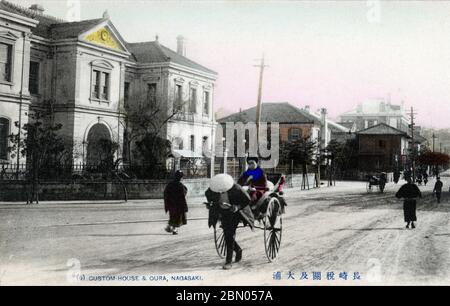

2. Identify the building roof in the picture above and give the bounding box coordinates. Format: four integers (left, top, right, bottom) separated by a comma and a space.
218, 103, 349, 133
217, 102, 315, 124
49, 18, 106, 40
357, 123, 408, 136
340, 98, 406, 117
0, 1, 107, 39
413, 133, 427, 144
0, 1, 216, 75
0, 0, 64, 38
171, 149, 204, 158
126, 41, 217, 75
337, 121, 356, 130
300, 109, 349, 132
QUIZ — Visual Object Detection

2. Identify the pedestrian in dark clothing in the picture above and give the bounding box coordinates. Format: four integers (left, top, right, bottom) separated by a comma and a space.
395, 178, 422, 229
433, 177, 443, 204
205, 174, 254, 270
403, 169, 412, 182
379, 172, 387, 193
416, 173, 422, 185
423, 172, 428, 186
393, 170, 400, 184
164, 170, 188, 235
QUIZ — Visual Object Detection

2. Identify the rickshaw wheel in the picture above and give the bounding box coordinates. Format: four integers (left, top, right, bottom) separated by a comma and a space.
264, 197, 282, 262
214, 220, 227, 259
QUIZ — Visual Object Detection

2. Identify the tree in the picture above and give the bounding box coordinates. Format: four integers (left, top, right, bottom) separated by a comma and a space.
418, 150, 450, 176
280, 136, 317, 189
326, 138, 358, 179
120, 88, 183, 176
132, 133, 172, 178
8, 105, 69, 203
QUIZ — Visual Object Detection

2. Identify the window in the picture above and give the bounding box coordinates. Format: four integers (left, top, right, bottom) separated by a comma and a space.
190, 88, 197, 113
124, 82, 130, 105
101, 72, 109, 100
288, 128, 301, 141
0, 43, 12, 82
203, 91, 210, 115
0, 118, 10, 160
202, 136, 209, 156
92, 70, 101, 99
379, 140, 386, 148
175, 84, 183, 111
190, 135, 195, 152
29, 61, 40, 94
91, 70, 110, 101
147, 83, 157, 104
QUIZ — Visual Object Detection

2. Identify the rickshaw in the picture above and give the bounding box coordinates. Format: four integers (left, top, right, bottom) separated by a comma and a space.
366, 173, 387, 193
208, 173, 287, 262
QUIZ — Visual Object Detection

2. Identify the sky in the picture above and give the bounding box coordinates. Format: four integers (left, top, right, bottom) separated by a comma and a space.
12, 0, 450, 128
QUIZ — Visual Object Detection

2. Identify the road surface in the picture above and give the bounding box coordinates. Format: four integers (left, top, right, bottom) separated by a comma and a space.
1, 176, 449, 285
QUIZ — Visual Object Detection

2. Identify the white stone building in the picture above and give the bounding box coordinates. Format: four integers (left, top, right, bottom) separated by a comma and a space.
339, 98, 410, 132
0, 1, 217, 168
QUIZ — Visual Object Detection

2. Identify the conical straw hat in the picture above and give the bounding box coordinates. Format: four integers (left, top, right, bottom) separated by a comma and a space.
209, 173, 234, 193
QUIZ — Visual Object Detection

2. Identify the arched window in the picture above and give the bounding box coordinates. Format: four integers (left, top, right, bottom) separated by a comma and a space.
288, 128, 301, 141
202, 136, 209, 156
0, 117, 10, 160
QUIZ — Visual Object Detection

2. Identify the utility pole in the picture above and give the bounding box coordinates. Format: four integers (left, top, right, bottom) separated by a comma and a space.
254, 54, 268, 145
408, 107, 417, 183
432, 133, 437, 152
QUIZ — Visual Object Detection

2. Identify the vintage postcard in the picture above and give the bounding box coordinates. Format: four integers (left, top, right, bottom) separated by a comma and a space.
1, 0, 449, 290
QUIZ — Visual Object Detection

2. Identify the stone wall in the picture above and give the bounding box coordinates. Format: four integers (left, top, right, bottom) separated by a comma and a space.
0, 173, 317, 201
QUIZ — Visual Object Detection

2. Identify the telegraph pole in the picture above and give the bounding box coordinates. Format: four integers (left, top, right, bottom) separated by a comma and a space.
432, 133, 437, 152
254, 54, 268, 144
408, 107, 417, 182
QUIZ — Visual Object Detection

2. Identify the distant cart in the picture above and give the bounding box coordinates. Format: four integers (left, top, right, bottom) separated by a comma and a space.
366, 173, 387, 193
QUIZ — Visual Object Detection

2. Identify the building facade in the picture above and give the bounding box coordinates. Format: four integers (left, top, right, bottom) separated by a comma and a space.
0, 4, 38, 164
339, 98, 410, 132
0, 1, 217, 168
217, 102, 349, 154
357, 123, 410, 172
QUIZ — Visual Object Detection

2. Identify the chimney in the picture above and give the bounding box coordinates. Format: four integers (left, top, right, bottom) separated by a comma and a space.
304, 105, 310, 113
380, 101, 386, 112
177, 35, 186, 57
29, 4, 45, 15
356, 103, 362, 113
102, 10, 110, 19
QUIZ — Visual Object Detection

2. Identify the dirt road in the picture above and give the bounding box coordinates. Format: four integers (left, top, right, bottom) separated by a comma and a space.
1, 177, 449, 285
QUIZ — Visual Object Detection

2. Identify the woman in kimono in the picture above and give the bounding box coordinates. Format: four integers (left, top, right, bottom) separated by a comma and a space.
164, 170, 188, 235
395, 178, 422, 229
205, 174, 255, 270
238, 157, 268, 203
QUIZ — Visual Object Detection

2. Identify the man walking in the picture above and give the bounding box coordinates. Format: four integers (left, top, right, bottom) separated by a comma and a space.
396, 178, 422, 229
205, 174, 254, 270
433, 177, 443, 204
164, 170, 188, 235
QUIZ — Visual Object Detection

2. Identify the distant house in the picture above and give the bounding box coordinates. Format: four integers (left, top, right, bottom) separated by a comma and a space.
339, 98, 410, 132
217, 102, 348, 147
357, 123, 410, 172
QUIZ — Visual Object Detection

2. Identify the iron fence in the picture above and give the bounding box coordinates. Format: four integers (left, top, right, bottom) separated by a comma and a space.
0, 160, 210, 182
